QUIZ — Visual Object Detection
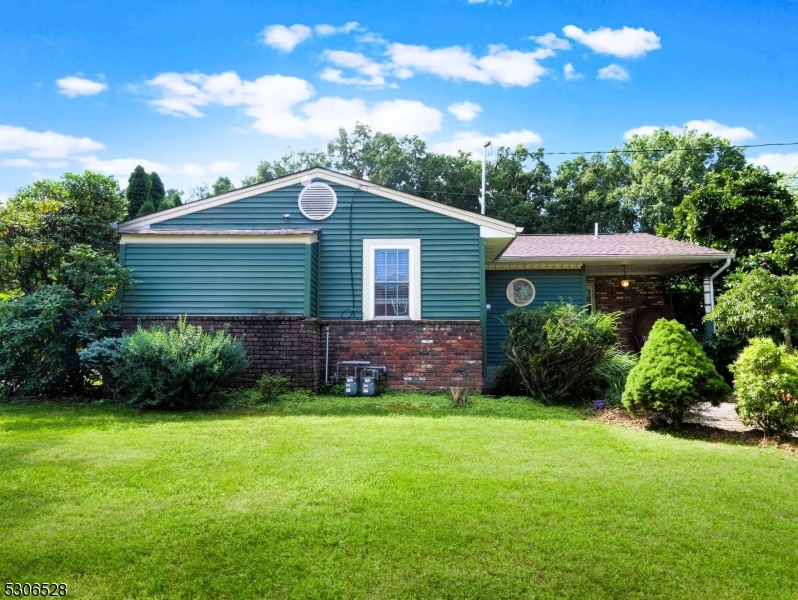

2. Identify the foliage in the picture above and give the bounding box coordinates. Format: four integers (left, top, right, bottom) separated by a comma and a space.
212, 176, 236, 196
149, 172, 166, 208
772, 232, 798, 274
79, 336, 129, 399
667, 166, 795, 258
708, 268, 798, 352
700, 329, 749, 385
120, 317, 248, 409
256, 373, 290, 402
593, 351, 638, 406
623, 319, 729, 427
242, 150, 331, 186
0, 171, 127, 294
136, 198, 157, 217
126, 165, 151, 218
501, 303, 621, 403
730, 338, 798, 436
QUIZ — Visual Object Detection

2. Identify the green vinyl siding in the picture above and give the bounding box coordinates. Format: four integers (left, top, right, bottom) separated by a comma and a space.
153, 182, 482, 319
121, 244, 307, 315
485, 269, 585, 366
309, 242, 319, 317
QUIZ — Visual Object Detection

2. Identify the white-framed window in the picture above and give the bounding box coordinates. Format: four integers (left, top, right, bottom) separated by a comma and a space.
506, 278, 536, 307
362, 239, 421, 320
585, 283, 596, 313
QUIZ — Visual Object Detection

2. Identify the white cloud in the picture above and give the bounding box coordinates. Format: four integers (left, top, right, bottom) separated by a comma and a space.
431, 129, 542, 156
750, 153, 798, 173
208, 160, 238, 172
532, 33, 571, 50
56, 75, 108, 97
623, 119, 755, 143
563, 25, 661, 58
1, 158, 37, 168
321, 51, 391, 86
387, 43, 554, 87
0, 124, 104, 158
315, 22, 360, 36
563, 63, 582, 80
356, 32, 387, 45
448, 101, 482, 121
598, 64, 630, 81
261, 24, 313, 52
79, 156, 170, 178
146, 70, 442, 138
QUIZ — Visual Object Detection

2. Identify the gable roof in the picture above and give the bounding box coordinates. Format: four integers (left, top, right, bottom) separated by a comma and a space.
118, 167, 518, 236
499, 233, 734, 262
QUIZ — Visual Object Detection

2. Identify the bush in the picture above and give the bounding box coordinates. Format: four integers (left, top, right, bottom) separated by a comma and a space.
502, 303, 621, 403
79, 336, 129, 399
593, 352, 638, 407
623, 319, 730, 427
120, 317, 248, 409
701, 330, 748, 385
257, 373, 290, 402
730, 338, 798, 436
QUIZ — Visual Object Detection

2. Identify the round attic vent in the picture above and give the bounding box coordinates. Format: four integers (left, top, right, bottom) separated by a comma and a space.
298, 182, 337, 220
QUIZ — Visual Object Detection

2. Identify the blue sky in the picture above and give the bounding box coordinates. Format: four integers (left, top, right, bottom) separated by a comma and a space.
2, 0, 798, 201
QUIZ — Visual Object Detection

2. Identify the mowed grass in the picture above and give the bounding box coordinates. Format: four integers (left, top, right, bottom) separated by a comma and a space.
1, 394, 797, 599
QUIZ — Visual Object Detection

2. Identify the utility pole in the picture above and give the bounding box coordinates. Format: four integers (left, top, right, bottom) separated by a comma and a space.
481, 140, 492, 215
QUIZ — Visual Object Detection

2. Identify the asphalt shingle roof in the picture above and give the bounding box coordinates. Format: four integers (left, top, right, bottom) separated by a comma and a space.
502, 233, 733, 259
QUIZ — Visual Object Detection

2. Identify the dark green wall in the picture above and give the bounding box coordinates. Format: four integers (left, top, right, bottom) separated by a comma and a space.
121, 244, 307, 315
151, 181, 482, 319
485, 269, 585, 365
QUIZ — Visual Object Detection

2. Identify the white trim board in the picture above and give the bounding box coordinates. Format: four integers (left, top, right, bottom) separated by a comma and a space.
362, 238, 421, 321
118, 167, 517, 237
120, 232, 318, 245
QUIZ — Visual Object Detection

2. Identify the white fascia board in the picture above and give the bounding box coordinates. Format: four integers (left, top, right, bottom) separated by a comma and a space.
118, 167, 518, 236
480, 225, 515, 239
120, 232, 318, 245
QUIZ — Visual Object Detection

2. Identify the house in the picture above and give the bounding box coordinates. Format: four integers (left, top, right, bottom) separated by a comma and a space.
117, 167, 733, 392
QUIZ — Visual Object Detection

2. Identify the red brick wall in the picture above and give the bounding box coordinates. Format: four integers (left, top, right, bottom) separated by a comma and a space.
588, 276, 666, 350
117, 316, 482, 392
117, 316, 321, 390
323, 320, 483, 392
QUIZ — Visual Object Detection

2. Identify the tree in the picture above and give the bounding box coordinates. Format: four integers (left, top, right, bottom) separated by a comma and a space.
708, 268, 798, 353
667, 166, 795, 258
623, 319, 729, 427
161, 189, 183, 210
149, 172, 166, 209
486, 146, 553, 233
136, 198, 157, 217
0, 172, 134, 396
212, 176, 236, 196
242, 150, 330, 186
126, 165, 151, 219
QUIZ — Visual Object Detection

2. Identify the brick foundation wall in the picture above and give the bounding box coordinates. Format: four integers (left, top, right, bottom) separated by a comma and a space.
117, 316, 482, 393
589, 276, 666, 350
117, 316, 322, 390
323, 320, 483, 392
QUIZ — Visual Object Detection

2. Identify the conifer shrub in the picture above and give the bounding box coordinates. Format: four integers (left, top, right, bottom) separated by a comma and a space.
501, 304, 621, 402
257, 373, 290, 402
730, 338, 798, 436
120, 317, 248, 409
622, 319, 729, 427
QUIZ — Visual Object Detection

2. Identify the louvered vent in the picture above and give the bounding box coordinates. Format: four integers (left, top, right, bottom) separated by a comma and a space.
298, 183, 337, 220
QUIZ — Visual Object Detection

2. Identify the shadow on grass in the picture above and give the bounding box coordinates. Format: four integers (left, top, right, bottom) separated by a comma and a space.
593, 408, 798, 454
0, 393, 585, 434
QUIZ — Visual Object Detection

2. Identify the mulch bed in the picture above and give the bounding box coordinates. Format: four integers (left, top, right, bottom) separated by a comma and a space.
591, 408, 798, 455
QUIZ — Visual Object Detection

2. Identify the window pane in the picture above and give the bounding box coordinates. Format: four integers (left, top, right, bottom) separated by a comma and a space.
374, 249, 410, 316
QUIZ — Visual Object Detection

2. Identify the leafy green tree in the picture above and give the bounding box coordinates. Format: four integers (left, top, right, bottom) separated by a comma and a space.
0, 171, 134, 396
772, 232, 798, 274
126, 165, 151, 219
212, 176, 236, 195
623, 319, 729, 427
667, 166, 795, 258
149, 172, 166, 209
545, 152, 634, 233
160, 190, 182, 210
708, 268, 798, 353
242, 150, 330, 186
486, 146, 553, 233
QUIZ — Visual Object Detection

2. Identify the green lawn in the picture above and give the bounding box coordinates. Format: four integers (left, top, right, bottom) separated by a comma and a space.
1, 394, 797, 599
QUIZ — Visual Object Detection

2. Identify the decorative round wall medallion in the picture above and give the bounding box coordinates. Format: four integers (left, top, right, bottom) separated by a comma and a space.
506, 278, 536, 307
298, 182, 337, 220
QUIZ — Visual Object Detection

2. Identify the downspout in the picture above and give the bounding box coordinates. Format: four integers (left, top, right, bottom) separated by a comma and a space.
703, 258, 732, 337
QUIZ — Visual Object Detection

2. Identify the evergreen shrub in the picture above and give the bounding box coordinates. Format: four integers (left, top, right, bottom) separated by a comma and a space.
501, 304, 621, 402
730, 338, 798, 436
623, 319, 729, 427
257, 373, 290, 402
120, 317, 248, 408
79, 336, 128, 399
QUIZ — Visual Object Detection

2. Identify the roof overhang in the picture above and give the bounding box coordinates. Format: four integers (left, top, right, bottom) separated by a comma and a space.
120, 229, 319, 245
490, 253, 735, 276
